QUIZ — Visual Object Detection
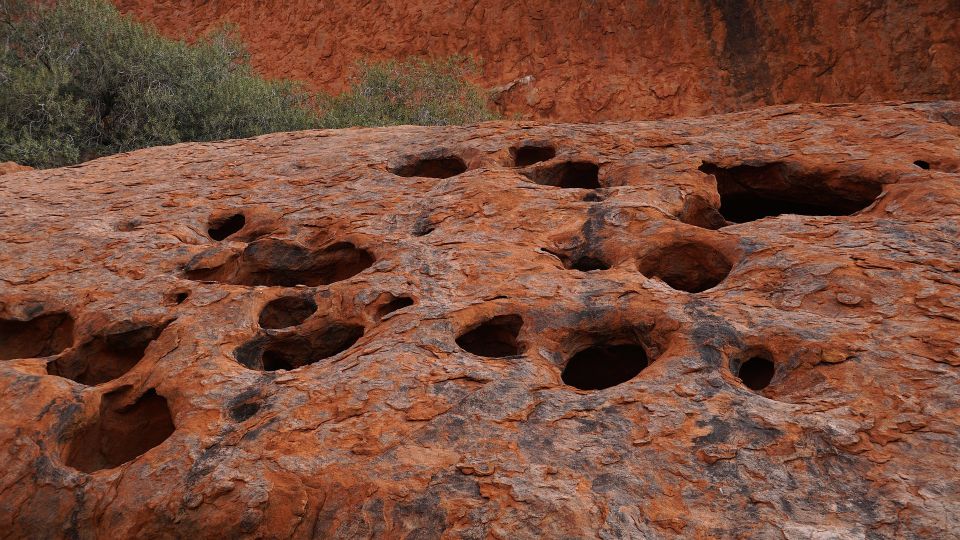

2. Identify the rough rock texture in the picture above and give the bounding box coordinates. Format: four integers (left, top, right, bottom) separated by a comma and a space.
2, 101, 960, 538
114, 0, 960, 121
0, 162, 32, 176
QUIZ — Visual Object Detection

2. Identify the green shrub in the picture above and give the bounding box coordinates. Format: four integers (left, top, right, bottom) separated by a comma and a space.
0, 0, 497, 169
321, 56, 496, 129
0, 0, 319, 168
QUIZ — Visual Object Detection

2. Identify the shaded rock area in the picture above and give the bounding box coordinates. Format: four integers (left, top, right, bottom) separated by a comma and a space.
115, 0, 960, 121
1, 101, 959, 537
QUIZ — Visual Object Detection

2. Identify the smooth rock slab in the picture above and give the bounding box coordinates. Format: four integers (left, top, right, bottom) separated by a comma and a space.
1, 102, 959, 538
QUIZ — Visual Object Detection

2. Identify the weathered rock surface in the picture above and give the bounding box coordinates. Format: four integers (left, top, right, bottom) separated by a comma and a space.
115, 0, 960, 121
0, 162, 32, 176
1, 101, 960, 538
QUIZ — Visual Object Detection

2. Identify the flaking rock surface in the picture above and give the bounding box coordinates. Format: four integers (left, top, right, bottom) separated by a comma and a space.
115, 0, 960, 121
1, 102, 960, 538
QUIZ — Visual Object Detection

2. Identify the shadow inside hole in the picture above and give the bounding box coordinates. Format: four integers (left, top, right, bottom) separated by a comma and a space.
524, 161, 600, 189
512, 144, 556, 167
64, 388, 175, 473
392, 155, 467, 179
562, 344, 648, 390
184, 239, 374, 287
0, 311, 75, 360
48, 321, 172, 386
208, 213, 246, 241
638, 242, 732, 293
736, 356, 775, 391
376, 295, 414, 320
259, 296, 317, 329
236, 323, 364, 372
698, 162, 883, 223
456, 314, 523, 358
914, 160, 930, 170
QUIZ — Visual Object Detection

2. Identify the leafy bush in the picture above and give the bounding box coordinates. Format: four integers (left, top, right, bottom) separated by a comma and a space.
321, 56, 497, 128
0, 0, 318, 168
0, 0, 497, 169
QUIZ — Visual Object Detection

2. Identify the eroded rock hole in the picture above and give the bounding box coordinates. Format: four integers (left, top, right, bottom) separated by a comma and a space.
184, 239, 374, 287
47, 321, 171, 386
377, 295, 414, 320
698, 162, 883, 223
64, 388, 175, 473
259, 296, 317, 329
914, 160, 930, 170
208, 213, 246, 241
393, 156, 467, 179
569, 256, 610, 272
512, 144, 556, 167
524, 161, 601, 189
456, 315, 523, 358
562, 344, 648, 390
0, 312, 74, 360
238, 324, 364, 371
736, 356, 775, 390
638, 242, 732, 293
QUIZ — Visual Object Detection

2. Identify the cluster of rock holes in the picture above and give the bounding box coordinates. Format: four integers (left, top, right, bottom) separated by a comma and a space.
31, 146, 899, 471
0, 310, 176, 472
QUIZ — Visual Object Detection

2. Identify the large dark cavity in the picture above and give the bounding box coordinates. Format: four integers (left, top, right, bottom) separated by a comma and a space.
64, 388, 175, 473
236, 323, 364, 371
735, 355, 775, 391
392, 155, 467, 179
638, 242, 732, 293
698, 162, 883, 223
456, 314, 523, 358
259, 296, 317, 329
0, 312, 74, 360
512, 143, 556, 167
208, 213, 246, 241
562, 344, 648, 390
524, 161, 600, 189
184, 239, 374, 287
47, 321, 171, 386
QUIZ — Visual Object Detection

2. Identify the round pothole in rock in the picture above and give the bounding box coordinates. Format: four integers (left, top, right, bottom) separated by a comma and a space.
64, 388, 175, 473
734, 355, 776, 391
0, 311, 75, 360
562, 344, 648, 390
392, 155, 467, 179
236, 323, 365, 372
376, 295, 414, 320
523, 161, 600, 189
637, 242, 732, 293
455, 314, 524, 358
698, 161, 883, 223
259, 296, 317, 329
184, 239, 375, 287
47, 321, 172, 386
511, 143, 556, 167
208, 212, 246, 241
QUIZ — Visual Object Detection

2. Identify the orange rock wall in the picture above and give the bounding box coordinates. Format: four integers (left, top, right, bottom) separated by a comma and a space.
114, 0, 960, 121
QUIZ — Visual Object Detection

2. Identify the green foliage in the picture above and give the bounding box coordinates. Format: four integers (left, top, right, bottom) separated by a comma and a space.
0, 0, 497, 169
0, 0, 318, 168
320, 56, 497, 129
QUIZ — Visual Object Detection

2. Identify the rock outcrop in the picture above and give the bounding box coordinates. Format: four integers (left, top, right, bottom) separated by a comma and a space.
114, 0, 960, 121
1, 101, 959, 537
0, 162, 32, 176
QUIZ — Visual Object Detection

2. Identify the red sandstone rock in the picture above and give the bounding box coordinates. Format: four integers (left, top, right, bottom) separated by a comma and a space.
0, 162, 32, 175
114, 0, 960, 121
1, 101, 959, 537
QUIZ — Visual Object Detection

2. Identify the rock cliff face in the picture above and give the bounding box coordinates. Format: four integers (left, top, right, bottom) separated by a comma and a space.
114, 0, 960, 121
2, 102, 960, 537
